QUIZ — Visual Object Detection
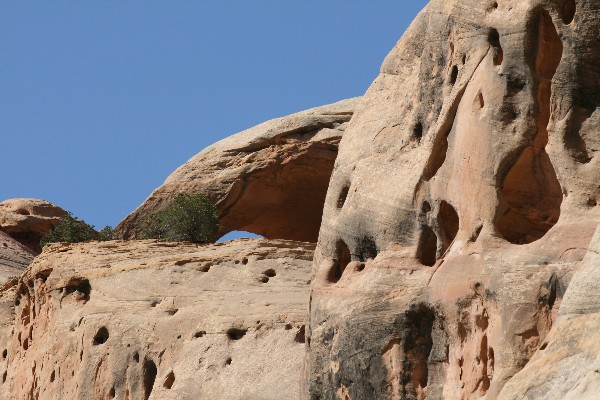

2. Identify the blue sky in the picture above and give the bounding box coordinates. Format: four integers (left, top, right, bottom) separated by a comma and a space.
0, 1, 429, 232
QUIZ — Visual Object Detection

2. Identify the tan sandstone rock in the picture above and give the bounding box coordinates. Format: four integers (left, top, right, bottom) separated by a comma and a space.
0, 231, 34, 285
0, 199, 68, 252
5, 239, 313, 399
115, 98, 361, 243
306, 0, 600, 399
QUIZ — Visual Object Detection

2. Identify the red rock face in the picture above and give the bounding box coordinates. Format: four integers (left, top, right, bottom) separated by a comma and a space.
307, 0, 600, 399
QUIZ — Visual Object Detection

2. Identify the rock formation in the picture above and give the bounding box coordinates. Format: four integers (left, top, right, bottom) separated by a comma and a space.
306, 0, 600, 399
0, 199, 68, 253
115, 97, 360, 243
3, 239, 313, 400
0, 199, 67, 285
2, 0, 600, 398
0, 232, 34, 285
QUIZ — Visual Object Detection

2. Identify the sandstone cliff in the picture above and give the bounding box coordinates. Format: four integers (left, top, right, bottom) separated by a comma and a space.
115, 98, 360, 243
3, 0, 600, 398
306, 0, 600, 399
3, 239, 313, 399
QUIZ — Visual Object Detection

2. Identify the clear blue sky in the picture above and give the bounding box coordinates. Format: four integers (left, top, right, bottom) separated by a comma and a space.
0, 1, 428, 231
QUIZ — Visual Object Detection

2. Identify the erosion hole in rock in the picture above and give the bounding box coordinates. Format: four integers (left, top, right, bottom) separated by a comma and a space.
295, 325, 306, 344
1, 371, 5, 384
133, 352, 140, 363
413, 121, 424, 142
225, 357, 232, 366
64, 278, 91, 302
241, 257, 248, 265
198, 264, 211, 272
404, 305, 435, 393
562, 0, 576, 24
35, 269, 52, 283
356, 236, 378, 261
337, 185, 351, 209
216, 138, 340, 242
194, 331, 206, 338
479, 335, 491, 392
226, 328, 247, 341
259, 276, 269, 283
50, 370, 55, 383
488, 28, 504, 65
163, 371, 175, 389
263, 269, 276, 278
217, 231, 264, 243
438, 201, 459, 253
109, 386, 115, 398
328, 240, 351, 283
2, 349, 6, 359
416, 225, 438, 267
496, 9, 563, 245
449, 65, 459, 85
384, 304, 435, 397
150, 299, 161, 307
474, 92, 485, 110
143, 358, 157, 400
93, 327, 109, 345
471, 224, 484, 242
422, 201, 432, 213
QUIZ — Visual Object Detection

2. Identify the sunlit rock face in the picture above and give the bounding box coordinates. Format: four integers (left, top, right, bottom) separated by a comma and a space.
4, 239, 313, 400
306, 0, 600, 398
0, 198, 68, 253
115, 98, 360, 243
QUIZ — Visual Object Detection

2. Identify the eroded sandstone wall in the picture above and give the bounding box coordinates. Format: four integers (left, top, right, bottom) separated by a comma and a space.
307, 0, 600, 398
4, 239, 313, 400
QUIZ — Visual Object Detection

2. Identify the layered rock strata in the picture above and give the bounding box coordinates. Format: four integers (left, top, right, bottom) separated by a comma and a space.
4, 239, 313, 400
115, 97, 360, 243
306, 0, 600, 399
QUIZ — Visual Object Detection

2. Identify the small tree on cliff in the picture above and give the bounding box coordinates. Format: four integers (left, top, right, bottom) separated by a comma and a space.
40, 213, 97, 247
141, 193, 220, 243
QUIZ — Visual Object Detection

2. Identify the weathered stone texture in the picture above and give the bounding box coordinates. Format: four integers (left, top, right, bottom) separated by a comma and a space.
4, 239, 313, 400
115, 98, 360, 243
307, 0, 600, 399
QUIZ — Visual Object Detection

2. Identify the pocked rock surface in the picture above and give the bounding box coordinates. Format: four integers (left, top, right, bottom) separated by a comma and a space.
306, 0, 600, 399
4, 239, 313, 400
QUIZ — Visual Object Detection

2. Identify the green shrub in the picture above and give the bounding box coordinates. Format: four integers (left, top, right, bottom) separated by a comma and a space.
142, 193, 220, 243
98, 226, 115, 241
40, 213, 97, 247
